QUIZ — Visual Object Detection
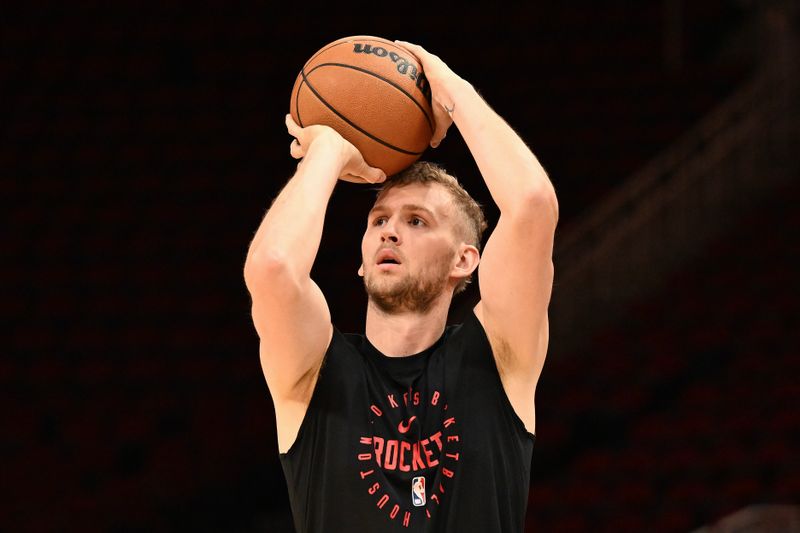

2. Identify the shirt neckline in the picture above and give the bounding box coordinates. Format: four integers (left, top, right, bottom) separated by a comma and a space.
362, 328, 449, 372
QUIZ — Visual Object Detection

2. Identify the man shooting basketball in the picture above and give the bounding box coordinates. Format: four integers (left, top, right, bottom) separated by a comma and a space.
244, 41, 558, 532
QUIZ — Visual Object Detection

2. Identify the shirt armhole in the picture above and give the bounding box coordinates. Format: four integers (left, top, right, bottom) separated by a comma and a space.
466, 310, 536, 443
278, 325, 340, 458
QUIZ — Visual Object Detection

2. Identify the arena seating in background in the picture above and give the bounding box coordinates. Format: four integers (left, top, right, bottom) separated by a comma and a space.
528, 179, 800, 531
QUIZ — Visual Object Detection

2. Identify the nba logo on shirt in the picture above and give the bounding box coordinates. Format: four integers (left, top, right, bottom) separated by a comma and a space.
411, 476, 426, 507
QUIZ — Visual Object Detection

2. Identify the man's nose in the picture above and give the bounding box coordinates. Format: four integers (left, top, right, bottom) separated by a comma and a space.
380, 224, 400, 244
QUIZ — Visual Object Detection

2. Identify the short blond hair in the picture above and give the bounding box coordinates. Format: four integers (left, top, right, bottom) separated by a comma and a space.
376, 161, 487, 293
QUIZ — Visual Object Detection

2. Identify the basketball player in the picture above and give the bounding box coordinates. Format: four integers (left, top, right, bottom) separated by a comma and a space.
244, 41, 558, 532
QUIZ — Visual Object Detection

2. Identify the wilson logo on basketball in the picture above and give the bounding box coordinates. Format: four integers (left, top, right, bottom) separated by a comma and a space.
352, 44, 431, 101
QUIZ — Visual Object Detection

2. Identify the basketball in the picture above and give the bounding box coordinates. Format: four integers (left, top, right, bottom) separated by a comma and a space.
289, 36, 434, 176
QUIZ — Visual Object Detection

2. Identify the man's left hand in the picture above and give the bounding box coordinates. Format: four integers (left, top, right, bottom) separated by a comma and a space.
394, 40, 466, 148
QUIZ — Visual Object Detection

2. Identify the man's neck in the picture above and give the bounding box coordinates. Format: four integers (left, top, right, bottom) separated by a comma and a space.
365, 296, 452, 357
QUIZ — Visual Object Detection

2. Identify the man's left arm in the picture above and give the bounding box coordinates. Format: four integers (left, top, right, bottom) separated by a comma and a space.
457, 82, 558, 385
398, 42, 558, 387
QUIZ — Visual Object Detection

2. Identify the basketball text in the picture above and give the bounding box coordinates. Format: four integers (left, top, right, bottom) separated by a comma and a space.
352, 44, 432, 102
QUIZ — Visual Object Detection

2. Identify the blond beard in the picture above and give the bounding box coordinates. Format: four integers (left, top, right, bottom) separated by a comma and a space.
364, 258, 451, 314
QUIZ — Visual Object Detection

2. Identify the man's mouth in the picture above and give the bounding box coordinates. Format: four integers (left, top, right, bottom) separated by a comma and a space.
376, 249, 402, 266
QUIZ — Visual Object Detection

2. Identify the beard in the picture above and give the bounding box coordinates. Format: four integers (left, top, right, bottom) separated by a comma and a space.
363, 257, 451, 314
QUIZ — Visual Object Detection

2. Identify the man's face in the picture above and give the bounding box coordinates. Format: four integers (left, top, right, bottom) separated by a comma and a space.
360, 183, 461, 313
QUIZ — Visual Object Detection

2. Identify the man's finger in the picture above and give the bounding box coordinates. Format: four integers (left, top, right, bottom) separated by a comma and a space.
360, 163, 387, 184
395, 40, 423, 54
430, 104, 453, 148
285, 114, 301, 136
289, 139, 304, 159
394, 40, 427, 62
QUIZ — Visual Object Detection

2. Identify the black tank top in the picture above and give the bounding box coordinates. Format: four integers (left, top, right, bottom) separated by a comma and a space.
278, 311, 535, 532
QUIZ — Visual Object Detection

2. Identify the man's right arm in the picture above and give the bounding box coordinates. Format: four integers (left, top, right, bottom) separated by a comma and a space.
243, 117, 384, 417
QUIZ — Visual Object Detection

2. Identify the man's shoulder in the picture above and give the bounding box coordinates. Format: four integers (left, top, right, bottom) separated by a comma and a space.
440, 310, 492, 356
445, 310, 483, 338
327, 327, 367, 358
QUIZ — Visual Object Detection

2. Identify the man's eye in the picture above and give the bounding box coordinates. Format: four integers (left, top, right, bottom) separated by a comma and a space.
410, 217, 425, 226
374, 217, 387, 226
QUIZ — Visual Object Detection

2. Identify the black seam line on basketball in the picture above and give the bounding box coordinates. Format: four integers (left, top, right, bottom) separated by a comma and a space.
299, 39, 393, 114
295, 79, 304, 127
306, 62, 434, 134
303, 40, 352, 71
306, 61, 433, 134
300, 70, 425, 156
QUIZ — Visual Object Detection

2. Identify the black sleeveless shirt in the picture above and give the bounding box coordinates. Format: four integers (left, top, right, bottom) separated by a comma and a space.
278, 311, 535, 532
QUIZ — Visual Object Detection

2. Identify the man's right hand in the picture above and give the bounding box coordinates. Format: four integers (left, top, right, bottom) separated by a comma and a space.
285, 114, 386, 184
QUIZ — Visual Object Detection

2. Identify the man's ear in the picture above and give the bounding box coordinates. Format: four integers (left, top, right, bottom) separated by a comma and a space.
358, 263, 364, 277
451, 244, 480, 282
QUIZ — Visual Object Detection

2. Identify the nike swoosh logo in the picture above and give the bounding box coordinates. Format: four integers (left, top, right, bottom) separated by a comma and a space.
398, 415, 417, 434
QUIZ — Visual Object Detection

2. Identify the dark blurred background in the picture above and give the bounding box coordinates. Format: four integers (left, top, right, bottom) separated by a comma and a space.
3, 1, 799, 531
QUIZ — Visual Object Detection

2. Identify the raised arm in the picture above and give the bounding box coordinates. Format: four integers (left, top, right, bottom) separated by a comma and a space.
244, 116, 384, 416
397, 42, 558, 410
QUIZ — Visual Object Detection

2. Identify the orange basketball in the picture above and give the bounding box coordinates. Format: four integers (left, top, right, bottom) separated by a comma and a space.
289, 36, 434, 176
